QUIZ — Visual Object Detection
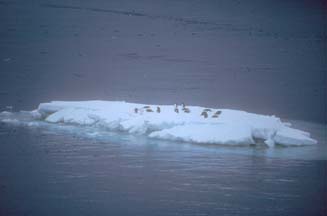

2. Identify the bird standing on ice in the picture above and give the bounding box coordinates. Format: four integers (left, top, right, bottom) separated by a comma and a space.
174, 104, 179, 113
181, 103, 190, 113
201, 111, 208, 118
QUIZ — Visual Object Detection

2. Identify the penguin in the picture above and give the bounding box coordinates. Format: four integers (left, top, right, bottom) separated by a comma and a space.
183, 107, 190, 113
201, 111, 208, 118
215, 110, 222, 115
212, 110, 222, 118
146, 108, 154, 112
183, 108, 190, 113
134, 108, 138, 113
181, 103, 190, 113
174, 104, 179, 113
156, 106, 161, 113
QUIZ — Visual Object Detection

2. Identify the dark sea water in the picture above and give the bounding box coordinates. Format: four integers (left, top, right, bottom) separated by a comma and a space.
0, 0, 326, 215
0, 119, 326, 216
0, 0, 326, 123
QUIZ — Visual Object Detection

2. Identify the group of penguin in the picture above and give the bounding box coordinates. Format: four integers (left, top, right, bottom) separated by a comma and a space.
134, 103, 222, 119
134, 105, 160, 114
200, 108, 222, 118
174, 103, 190, 113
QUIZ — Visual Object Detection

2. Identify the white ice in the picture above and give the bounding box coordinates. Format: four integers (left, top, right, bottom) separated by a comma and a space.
2, 100, 318, 147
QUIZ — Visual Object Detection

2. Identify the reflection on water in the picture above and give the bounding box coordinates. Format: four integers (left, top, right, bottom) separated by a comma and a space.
0, 120, 326, 215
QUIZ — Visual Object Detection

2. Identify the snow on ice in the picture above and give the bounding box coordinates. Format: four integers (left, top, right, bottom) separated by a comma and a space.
1, 100, 318, 147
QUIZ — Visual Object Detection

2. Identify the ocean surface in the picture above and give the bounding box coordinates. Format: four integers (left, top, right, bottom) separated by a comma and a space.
0, 0, 326, 123
0, 117, 326, 216
0, 0, 326, 215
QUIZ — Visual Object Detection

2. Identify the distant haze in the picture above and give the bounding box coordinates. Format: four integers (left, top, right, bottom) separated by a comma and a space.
0, 0, 326, 123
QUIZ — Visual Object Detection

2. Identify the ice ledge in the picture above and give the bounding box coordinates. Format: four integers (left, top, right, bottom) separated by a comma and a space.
3, 100, 318, 147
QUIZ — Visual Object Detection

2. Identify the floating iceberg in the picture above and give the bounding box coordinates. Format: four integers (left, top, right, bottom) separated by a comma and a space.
1, 100, 317, 147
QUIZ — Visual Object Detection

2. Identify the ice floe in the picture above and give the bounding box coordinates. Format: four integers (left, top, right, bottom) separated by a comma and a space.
0, 100, 318, 147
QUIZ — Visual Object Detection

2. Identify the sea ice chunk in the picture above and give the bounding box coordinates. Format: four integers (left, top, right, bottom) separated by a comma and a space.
2, 100, 316, 147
